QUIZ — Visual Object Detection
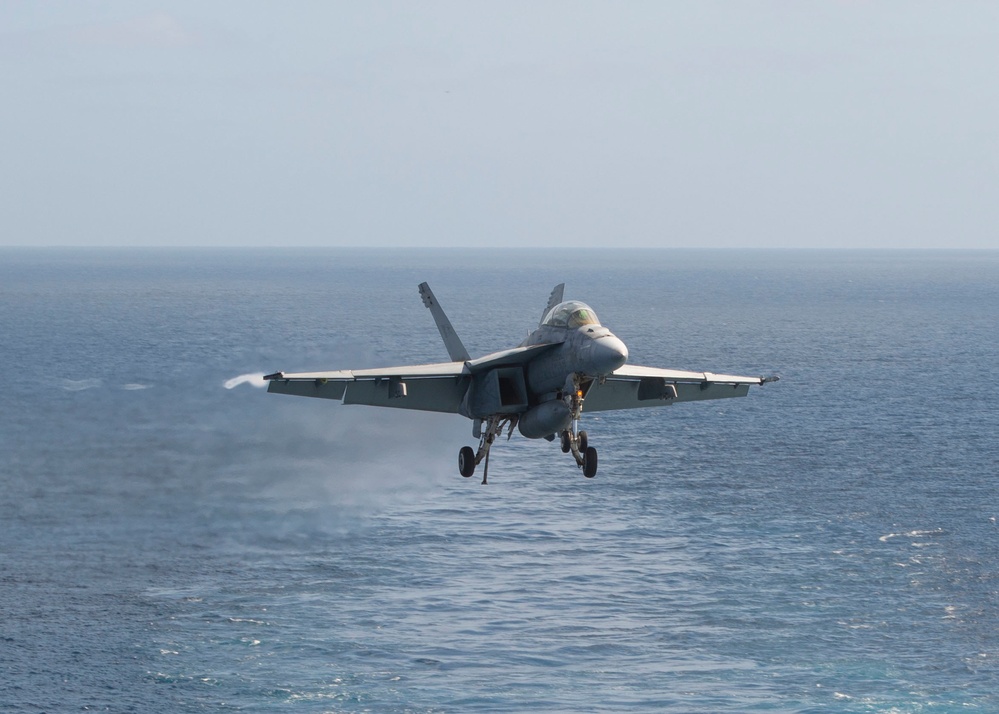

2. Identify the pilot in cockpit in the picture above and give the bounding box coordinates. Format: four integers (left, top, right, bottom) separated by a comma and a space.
568, 308, 597, 328
543, 301, 601, 329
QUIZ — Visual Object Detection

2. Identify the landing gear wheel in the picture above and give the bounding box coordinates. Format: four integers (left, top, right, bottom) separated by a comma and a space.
560, 431, 571, 454
577, 430, 588, 454
582, 446, 598, 478
458, 446, 476, 478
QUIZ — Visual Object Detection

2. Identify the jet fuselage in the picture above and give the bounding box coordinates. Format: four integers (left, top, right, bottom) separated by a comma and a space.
520, 322, 629, 395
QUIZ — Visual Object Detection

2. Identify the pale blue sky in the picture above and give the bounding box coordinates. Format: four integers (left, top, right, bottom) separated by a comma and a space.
2, 2, 997, 248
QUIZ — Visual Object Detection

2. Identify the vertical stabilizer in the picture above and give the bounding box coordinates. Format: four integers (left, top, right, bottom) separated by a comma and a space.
418, 282, 471, 362
540, 283, 565, 325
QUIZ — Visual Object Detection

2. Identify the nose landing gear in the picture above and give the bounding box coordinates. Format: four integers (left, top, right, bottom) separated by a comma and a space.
561, 375, 597, 477
561, 428, 598, 478
582, 446, 597, 478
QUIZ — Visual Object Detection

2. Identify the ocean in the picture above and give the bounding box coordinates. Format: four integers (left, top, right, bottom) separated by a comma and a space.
1, 248, 997, 712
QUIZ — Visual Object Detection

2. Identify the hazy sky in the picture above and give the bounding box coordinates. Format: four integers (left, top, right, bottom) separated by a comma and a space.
2, 2, 997, 248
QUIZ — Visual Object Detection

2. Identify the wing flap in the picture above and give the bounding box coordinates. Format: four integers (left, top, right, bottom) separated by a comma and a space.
341, 376, 466, 412
610, 364, 767, 385
264, 362, 468, 413
583, 364, 765, 412
266, 378, 348, 401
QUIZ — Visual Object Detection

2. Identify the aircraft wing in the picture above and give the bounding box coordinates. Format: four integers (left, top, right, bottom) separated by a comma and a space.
264, 362, 469, 413
263, 344, 559, 415
583, 364, 777, 412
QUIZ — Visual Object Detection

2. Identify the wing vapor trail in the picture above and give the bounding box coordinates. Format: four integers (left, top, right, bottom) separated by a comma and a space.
224, 373, 268, 389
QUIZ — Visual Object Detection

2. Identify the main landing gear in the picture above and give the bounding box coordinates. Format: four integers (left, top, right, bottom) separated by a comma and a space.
458, 415, 515, 485
457, 374, 599, 483
459, 421, 597, 482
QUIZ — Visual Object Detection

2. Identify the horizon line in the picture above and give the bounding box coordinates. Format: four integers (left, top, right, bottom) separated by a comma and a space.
2, 245, 996, 252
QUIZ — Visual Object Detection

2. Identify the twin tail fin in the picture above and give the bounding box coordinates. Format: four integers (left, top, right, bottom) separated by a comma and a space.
418, 282, 471, 362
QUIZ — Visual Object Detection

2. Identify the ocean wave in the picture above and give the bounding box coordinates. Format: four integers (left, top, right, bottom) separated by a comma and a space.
879, 528, 945, 542
60, 378, 102, 392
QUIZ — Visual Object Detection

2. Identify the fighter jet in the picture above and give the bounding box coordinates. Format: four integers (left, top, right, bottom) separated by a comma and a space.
264, 283, 777, 483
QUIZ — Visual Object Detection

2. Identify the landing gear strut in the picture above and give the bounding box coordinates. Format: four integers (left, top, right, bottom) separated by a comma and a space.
457, 415, 515, 485
561, 374, 598, 478
457, 373, 601, 482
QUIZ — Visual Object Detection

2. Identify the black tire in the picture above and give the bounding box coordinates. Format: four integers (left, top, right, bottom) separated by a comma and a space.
560, 431, 571, 453
458, 446, 476, 478
578, 430, 588, 454
582, 446, 598, 478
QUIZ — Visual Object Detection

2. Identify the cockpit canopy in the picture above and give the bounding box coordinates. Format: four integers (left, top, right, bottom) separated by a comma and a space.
541, 300, 600, 329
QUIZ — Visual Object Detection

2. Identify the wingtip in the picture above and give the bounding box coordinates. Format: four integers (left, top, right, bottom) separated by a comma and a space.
761, 374, 780, 384
263, 371, 284, 381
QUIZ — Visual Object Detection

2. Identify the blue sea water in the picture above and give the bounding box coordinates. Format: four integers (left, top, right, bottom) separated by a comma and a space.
1, 248, 997, 713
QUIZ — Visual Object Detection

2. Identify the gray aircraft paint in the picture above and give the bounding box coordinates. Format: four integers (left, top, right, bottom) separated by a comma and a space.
265, 283, 776, 480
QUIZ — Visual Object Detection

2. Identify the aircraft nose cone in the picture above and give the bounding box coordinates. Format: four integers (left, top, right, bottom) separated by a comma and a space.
590, 334, 628, 375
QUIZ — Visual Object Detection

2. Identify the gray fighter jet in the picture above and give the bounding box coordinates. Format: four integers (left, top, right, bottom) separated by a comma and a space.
264, 283, 777, 483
